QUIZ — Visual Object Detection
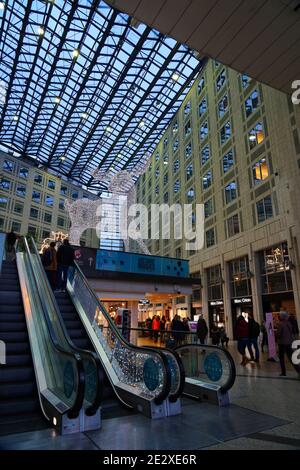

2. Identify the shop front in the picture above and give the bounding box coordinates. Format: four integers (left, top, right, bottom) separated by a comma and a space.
207, 265, 225, 332
258, 242, 297, 327
228, 255, 253, 338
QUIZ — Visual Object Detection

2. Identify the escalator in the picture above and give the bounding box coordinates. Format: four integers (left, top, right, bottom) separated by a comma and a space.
26, 237, 184, 419
0, 260, 45, 436
0, 237, 103, 436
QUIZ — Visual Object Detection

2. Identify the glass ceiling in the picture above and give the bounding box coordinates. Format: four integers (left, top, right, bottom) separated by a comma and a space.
0, 0, 205, 190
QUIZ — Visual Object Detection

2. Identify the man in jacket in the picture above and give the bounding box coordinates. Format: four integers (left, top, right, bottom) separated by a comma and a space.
56, 239, 75, 291
42, 241, 57, 290
248, 313, 260, 363
277, 311, 300, 378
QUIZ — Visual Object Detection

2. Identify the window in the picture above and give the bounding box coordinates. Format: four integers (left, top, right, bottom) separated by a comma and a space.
0, 196, 8, 209
0, 218, 4, 230
173, 138, 179, 152
3, 159, 14, 172
14, 201, 23, 214
241, 74, 251, 89
245, 90, 259, 117
163, 137, 168, 148
204, 199, 213, 218
174, 179, 180, 193
201, 145, 210, 165
174, 160, 179, 173
60, 185, 68, 196
34, 173, 43, 185
218, 94, 228, 118
257, 195, 273, 223
186, 163, 193, 181
72, 191, 78, 199
185, 142, 192, 158
163, 192, 169, 203
148, 179, 152, 189
253, 158, 269, 184
155, 184, 159, 194
155, 168, 160, 177
155, 152, 160, 162
32, 190, 41, 203
11, 221, 21, 233
223, 149, 234, 173
59, 199, 65, 210
48, 179, 56, 190
42, 230, 50, 240
216, 68, 226, 91
215, 59, 220, 68
163, 173, 168, 185
19, 167, 28, 178
30, 207, 39, 219
45, 195, 54, 206
225, 181, 237, 204
16, 184, 26, 197
0, 178, 10, 190
203, 170, 212, 190
227, 214, 240, 237
206, 228, 215, 248
172, 121, 178, 133
44, 212, 52, 224
28, 225, 37, 237
163, 154, 168, 166
184, 101, 191, 115
198, 76, 205, 93
187, 188, 194, 203
220, 121, 231, 144
199, 98, 207, 116
249, 122, 264, 149
57, 217, 65, 227
200, 121, 208, 141
185, 121, 191, 137
175, 247, 182, 259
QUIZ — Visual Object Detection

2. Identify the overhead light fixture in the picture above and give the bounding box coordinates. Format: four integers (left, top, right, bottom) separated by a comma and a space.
171, 72, 180, 81
38, 26, 45, 36
72, 49, 80, 59
60, 155, 65, 161
12, 115, 19, 121
127, 138, 134, 146
249, 135, 256, 141
54, 96, 61, 104
105, 126, 112, 133
139, 120, 145, 127
0, 2, 5, 10
81, 112, 88, 119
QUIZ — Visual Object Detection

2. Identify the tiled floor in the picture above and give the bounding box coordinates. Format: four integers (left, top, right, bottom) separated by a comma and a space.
1, 344, 299, 450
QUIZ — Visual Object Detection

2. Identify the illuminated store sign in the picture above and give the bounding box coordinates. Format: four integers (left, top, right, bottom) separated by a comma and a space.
209, 300, 224, 306
233, 298, 252, 304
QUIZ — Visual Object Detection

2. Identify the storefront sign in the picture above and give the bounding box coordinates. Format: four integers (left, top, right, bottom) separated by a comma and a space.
265, 312, 277, 360
209, 300, 223, 307
233, 298, 252, 304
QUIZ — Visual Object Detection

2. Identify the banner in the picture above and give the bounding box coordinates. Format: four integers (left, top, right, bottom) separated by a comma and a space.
265, 312, 277, 360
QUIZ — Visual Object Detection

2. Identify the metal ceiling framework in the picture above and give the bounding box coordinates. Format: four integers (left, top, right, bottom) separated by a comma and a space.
0, 0, 205, 190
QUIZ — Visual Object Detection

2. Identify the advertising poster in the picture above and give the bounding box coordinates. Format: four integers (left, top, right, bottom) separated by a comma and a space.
265, 312, 277, 360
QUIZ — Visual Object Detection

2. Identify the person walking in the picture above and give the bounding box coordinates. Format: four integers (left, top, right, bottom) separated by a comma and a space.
277, 311, 300, 378
152, 315, 161, 344
196, 315, 208, 346
42, 241, 57, 290
260, 321, 268, 353
248, 313, 260, 363
6, 230, 17, 260
220, 327, 229, 348
235, 315, 250, 366
56, 239, 75, 292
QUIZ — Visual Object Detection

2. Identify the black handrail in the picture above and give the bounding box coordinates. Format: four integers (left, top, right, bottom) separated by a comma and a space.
18, 237, 86, 419
29, 237, 103, 416
73, 260, 171, 405
174, 343, 236, 394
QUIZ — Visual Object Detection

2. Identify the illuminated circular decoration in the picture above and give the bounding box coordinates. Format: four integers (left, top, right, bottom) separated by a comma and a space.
143, 358, 160, 391
204, 353, 223, 382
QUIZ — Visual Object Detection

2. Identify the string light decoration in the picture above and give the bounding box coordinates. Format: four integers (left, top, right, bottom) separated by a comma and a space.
65, 156, 151, 254
40, 230, 69, 253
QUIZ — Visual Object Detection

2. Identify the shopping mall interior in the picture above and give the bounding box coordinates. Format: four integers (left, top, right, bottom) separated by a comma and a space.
1, 0, 300, 454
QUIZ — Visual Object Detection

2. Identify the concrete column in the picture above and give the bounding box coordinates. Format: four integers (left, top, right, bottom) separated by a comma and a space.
288, 231, 300, 327
186, 295, 192, 318
201, 269, 209, 325
128, 300, 138, 346
251, 249, 264, 322
223, 261, 233, 339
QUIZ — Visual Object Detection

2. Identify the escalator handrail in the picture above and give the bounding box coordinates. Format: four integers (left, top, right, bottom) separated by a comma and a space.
29, 237, 103, 416
17, 236, 85, 419
174, 343, 236, 393
72, 260, 171, 405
